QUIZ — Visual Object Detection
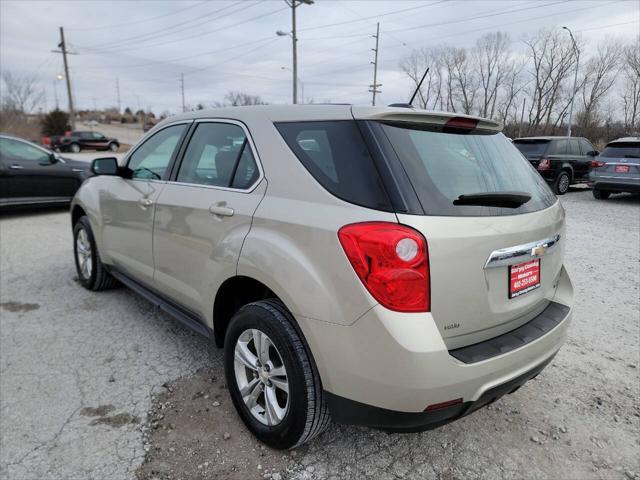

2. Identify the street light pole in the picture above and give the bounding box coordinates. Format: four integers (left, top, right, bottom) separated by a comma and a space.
278, 0, 313, 105
562, 26, 579, 137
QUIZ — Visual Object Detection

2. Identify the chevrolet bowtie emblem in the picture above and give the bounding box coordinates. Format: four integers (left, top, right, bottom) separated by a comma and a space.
531, 245, 547, 257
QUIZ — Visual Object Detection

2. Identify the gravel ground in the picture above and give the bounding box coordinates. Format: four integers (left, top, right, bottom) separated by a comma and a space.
1, 189, 638, 480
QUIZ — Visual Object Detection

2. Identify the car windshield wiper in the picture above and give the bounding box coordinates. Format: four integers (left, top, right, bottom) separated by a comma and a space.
453, 191, 532, 208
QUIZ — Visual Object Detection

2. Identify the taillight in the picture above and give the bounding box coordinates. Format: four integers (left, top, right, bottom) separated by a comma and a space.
591, 160, 605, 168
537, 158, 551, 171
338, 222, 430, 312
443, 116, 478, 133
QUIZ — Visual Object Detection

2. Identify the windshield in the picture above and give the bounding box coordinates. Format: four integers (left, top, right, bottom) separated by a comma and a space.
600, 142, 640, 158
378, 123, 557, 216
513, 139, 550, 156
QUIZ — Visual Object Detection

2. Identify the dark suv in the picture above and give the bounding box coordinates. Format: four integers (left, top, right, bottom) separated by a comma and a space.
513, 136, 598, 194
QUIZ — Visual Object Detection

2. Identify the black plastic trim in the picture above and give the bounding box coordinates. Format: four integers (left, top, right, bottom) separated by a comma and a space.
108, 268, 212, 338
325, 353, 555, 432
449, 301, 569, 364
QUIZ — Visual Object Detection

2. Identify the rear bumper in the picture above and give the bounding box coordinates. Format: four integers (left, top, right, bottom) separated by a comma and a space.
326, 354, 555, 432
301, 266, 573, 426
589, 177, 640, 193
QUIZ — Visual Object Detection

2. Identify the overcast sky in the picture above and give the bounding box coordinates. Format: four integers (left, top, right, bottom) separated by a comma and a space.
1, 0, 638, 114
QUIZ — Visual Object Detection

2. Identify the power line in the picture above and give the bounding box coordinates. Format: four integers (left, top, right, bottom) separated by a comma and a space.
82, 1, 248, 52
66, 1, 209, 31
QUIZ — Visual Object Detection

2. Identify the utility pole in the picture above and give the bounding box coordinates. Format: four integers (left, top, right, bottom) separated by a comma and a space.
53, 80, 59, 109
369, 22, 382, 106
180, 73, 186, 112
519, 97, 526, 137
278, 1, 313, 105
562, 26, 579, 137
116, 77, 121, 113
54, 27, 76, 129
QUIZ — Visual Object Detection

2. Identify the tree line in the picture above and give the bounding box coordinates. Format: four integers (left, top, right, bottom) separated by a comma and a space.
400, 28, 639, 143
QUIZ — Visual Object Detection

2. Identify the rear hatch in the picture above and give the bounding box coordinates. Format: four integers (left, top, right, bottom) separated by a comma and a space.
357, 109, 563, 349
593, 140, 640, 178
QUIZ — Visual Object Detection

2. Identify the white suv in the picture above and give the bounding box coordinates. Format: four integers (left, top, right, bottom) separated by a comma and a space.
71, 105, 573, 449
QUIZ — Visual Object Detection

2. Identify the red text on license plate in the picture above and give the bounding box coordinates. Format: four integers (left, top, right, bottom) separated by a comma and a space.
509, 259, 540, 298
615, 165, 630, 173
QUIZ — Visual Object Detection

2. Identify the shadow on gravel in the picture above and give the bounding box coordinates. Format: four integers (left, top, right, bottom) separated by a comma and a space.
0, 205, 69, 219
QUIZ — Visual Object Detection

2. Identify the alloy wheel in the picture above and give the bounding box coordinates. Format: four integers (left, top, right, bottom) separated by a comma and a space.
75, 228, 93, 280
234, 328, 290, 426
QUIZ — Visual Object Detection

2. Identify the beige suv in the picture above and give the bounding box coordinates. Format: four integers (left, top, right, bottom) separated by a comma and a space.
71, 105, 573, 449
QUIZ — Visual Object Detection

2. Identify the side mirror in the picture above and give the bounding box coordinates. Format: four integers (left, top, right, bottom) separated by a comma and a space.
91, 157, 119, 175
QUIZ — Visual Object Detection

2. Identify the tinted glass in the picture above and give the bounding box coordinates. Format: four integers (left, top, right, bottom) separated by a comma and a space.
567, 139, 581, 156
513, 139, 549, 156
547, 139, 567, 155
276, 121, 392, 211
600, 142, 640, 158
378, 123, 556, 216
127, 124, 186, 180
0, 138, 50, 163
177, 122, 259, 189
579, 138, 594, 154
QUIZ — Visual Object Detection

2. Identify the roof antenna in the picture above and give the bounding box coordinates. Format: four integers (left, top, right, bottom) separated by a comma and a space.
408, 67, 429, 107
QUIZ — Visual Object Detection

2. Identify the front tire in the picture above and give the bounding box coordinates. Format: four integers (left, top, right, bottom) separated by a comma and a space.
69, 143, 81, 153
73, 216, 117, 291
554, 171, 571, 195
224, 299, 330, 449
108, 142, 119, 152
593, 189, 611, 200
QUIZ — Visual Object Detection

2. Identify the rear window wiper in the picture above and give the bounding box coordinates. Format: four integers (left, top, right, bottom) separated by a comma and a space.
453, 191, 532, 208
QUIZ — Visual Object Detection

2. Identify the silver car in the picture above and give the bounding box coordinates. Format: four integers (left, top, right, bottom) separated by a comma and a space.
590, 137, 640, 199
71, 105, 573, 449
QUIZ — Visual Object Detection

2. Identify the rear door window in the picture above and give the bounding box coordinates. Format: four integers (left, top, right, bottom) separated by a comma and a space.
567, 139, 581, 156
377, 122, 556, 216
276, 121, 392, 211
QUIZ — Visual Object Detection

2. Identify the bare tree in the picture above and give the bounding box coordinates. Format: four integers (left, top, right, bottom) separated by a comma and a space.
0, 70, 44, 113
474, 32, 512, 118
621, 43, 640, 131
448, 47, 478, 114
215, 91, 268, 107
577, 38, 622, 128
523, 29, 578, 134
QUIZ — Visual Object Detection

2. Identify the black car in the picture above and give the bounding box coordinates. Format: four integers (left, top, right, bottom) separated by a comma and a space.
513, 136, 598, 195
51, 130, 119, 153
0, 134, 91, 210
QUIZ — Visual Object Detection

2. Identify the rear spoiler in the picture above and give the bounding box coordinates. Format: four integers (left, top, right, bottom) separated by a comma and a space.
352, 107, 502, 133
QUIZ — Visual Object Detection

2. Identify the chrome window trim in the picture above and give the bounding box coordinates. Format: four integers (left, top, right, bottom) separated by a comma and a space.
167, 117, 265, 194
484, 234, 561, 269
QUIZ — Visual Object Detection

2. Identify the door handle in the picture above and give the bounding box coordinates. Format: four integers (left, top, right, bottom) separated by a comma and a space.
209, 203, 234, 217
138, 197, 153, 208
9, 164, 24, 170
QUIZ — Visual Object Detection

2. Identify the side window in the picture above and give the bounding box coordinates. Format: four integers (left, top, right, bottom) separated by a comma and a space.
127, 124, 187, 180
0, 138, 50, 163
579, 138, 594, 155
176, 122, 260, 189
547, 139, 567, 155
567, 139, 581, 156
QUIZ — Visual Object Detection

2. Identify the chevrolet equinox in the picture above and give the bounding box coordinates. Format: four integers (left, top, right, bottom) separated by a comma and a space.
71, 105, 573, 449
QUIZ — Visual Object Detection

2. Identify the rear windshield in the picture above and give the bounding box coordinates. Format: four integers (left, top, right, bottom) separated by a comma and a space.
275, 121, 393, 211
513, 139, 550, 156
600, 142, 640, 159
378, 123, 557, 216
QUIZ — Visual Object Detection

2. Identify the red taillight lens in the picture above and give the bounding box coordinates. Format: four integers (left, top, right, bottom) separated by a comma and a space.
537, 158, 551, 171
425, 398, 463, 411
338, 222, 430, 312
591, 160, 605, 168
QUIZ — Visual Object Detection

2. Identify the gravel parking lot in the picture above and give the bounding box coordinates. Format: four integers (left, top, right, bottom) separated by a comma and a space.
1, 189, 639, 480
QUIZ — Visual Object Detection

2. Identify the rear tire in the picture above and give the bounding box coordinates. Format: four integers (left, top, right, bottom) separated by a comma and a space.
73, 216, 118, 291
593, 189, 611, 200
554, 171, 571, 195
69, 143, 81, 153
224, 299, 330, 449
109, 142, 119, 152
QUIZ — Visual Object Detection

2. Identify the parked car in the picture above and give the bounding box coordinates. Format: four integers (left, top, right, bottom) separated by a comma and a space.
0, 134, 91, 210
49, 130, 119, 153
513, 136, 598, 194
70, 105, 573, 449
590, 137, 640, 199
